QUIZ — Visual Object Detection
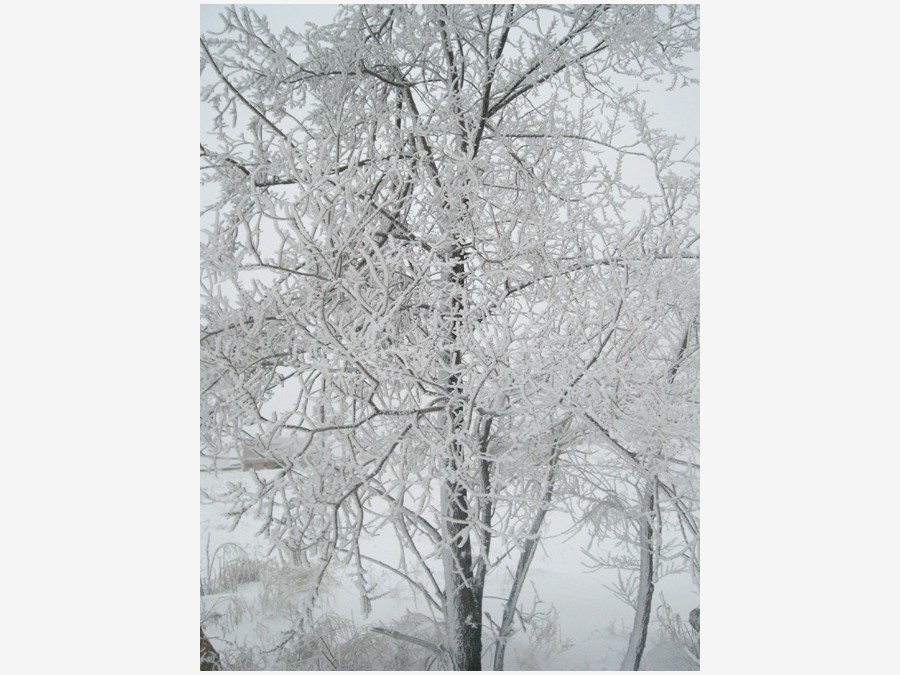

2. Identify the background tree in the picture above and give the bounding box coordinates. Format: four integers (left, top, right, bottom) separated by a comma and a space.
201, 4, 699, 669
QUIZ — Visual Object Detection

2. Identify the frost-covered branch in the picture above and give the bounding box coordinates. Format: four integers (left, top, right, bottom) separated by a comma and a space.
201, 4, 699, 669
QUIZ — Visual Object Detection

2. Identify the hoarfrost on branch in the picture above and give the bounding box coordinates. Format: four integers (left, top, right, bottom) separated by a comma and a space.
201, 4, 699, 670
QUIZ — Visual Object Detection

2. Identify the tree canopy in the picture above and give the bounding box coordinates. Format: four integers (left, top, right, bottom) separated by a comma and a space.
201, 4, 699, 669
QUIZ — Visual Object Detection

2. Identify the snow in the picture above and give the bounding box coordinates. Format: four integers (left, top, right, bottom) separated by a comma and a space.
201, 468, 698, 670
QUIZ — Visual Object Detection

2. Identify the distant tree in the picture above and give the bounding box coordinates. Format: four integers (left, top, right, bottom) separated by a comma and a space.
574, 246, 699, 671
200, 4, 699, 670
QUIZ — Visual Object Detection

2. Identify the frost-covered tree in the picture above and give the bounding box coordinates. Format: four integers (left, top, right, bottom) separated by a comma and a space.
550, 175, 700, 669
200, 4, 698, 670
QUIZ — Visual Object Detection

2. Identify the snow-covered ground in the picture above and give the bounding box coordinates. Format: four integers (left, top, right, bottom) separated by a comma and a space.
201, 467, 698, 670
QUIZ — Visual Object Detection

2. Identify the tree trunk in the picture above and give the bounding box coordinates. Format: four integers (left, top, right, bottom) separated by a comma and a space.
620, 482, 657, 671
439, 194, 482, 668
492, 526, 541, 671
441, 345, 482, 669
442, 480, 483, 670
493, 439, 563, 671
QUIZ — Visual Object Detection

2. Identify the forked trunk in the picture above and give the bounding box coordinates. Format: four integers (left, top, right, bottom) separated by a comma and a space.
493, 437, 564, 671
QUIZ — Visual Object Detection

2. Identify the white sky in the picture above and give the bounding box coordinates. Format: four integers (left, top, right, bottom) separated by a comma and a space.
201, 2, 341, 32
